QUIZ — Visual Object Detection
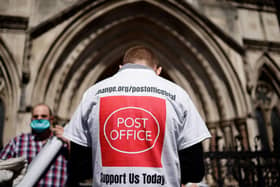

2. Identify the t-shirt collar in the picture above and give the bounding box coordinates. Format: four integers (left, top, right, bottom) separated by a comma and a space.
118, 63, 154, 73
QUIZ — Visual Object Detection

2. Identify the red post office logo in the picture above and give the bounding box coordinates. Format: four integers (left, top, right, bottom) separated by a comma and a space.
104, 106, 160, 154
100, 96, 166, 167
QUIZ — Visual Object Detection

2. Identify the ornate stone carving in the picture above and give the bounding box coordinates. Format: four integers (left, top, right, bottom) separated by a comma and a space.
255, 81, 273, 109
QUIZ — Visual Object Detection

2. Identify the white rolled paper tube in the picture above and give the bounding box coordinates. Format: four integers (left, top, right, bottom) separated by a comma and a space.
16, 136, 63, 187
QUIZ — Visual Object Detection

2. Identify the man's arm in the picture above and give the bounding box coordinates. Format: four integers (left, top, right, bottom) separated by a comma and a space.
0, 138, 16, 159
67, 141, 92, 187
179, 142, 205, 185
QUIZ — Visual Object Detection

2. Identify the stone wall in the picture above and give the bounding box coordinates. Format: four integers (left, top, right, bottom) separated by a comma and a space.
0, 0, 279, 151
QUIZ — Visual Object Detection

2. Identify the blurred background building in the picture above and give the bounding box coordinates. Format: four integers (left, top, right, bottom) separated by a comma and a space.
0, 0, 279, 186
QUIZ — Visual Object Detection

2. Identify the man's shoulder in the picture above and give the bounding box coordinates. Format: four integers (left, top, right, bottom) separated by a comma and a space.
84, 76, 115, 96
18, 133, 32, 137
2, 133, 32, 147
13, 133, 33, 141
157, 76, 188, 95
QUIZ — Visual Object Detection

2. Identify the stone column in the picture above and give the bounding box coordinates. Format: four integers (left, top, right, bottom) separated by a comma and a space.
263, 108, 274, 151
235, 118, 249, 151
207, 123, 217, 152
221, 121, 234, 151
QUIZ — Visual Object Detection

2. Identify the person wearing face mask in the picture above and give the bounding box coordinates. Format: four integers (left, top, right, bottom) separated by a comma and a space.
0, 103, 69, 187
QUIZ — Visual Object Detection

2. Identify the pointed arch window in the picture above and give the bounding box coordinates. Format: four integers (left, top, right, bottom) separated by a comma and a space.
254, 72, 280, 152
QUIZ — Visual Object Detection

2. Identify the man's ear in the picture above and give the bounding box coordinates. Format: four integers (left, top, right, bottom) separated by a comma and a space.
155, 66, 162, 75
49, 116, 54, 124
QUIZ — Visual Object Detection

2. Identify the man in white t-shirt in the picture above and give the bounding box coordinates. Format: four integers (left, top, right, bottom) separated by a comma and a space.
64, 45, 211, 187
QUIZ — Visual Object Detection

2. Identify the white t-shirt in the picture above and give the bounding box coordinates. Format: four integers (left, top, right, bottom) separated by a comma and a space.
64, 64, 211, 187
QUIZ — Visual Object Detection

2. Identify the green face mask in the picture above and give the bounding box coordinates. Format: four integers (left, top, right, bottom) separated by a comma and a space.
30, 119, 50, 133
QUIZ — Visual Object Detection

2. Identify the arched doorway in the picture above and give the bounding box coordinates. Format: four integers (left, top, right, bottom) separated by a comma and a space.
30, 1, 248, 136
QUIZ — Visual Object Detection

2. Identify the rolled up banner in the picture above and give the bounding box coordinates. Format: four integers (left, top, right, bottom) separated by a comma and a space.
16, 136, 63, 187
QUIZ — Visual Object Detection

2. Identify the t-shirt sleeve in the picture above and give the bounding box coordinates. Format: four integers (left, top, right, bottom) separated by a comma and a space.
177, 92, 211, 151
64, 91, 96, 147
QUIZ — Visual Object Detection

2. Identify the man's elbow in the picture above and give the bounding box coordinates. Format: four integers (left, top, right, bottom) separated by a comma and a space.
179, 143, 205, 184
181, 164, 205, 183
189, 168, 205, 183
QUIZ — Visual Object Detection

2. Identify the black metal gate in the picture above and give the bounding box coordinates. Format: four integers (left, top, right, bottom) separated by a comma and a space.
204, 151, 280, 187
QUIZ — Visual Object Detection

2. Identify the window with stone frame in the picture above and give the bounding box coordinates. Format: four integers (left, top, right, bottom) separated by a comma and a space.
254, 72, 280, 152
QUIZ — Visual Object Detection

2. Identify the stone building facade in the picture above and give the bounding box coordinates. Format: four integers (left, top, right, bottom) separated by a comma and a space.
0, 0, 279, 155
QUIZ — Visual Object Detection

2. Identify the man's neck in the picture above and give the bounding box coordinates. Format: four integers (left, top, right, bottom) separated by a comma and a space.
33, 129, 52, 142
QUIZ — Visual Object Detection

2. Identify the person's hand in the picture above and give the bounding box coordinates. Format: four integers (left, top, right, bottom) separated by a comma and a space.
51, 125, 70, 146
185, 183, 200, 187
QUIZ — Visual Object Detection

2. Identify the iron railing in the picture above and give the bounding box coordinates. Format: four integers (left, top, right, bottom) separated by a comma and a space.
225, 0, 275, 7
204, 151, 280, 187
